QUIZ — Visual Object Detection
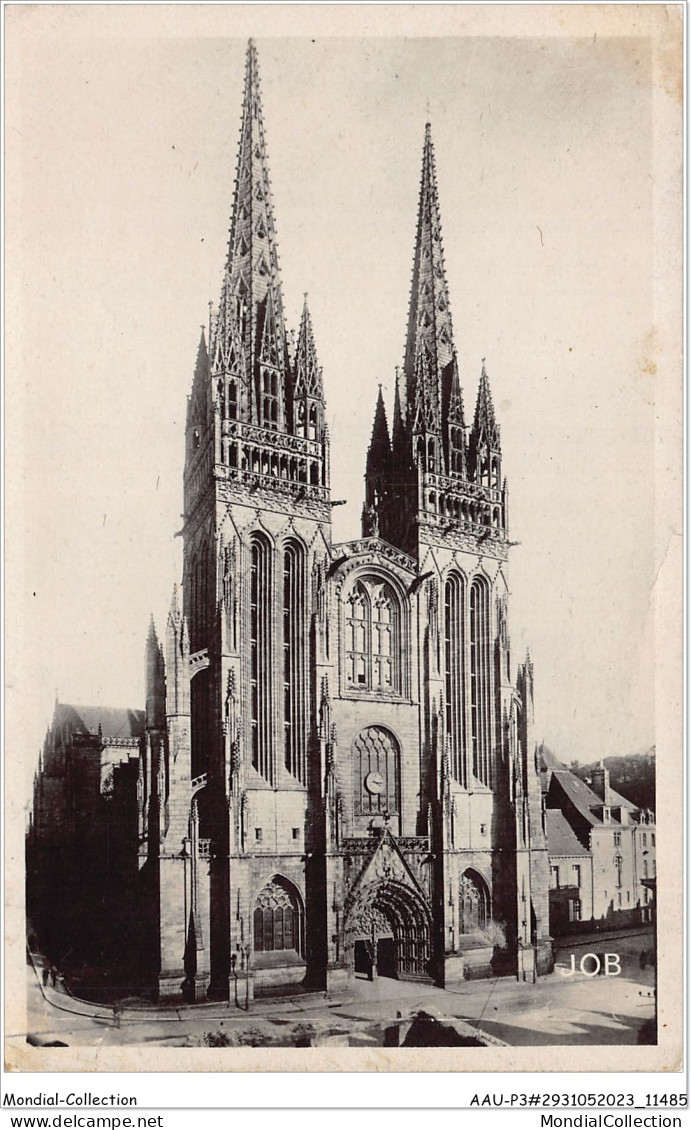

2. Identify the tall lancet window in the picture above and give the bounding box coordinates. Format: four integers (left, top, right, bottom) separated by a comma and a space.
283, 541, 306, 784
444, 573, 466, 785
261, 370, 279, 429
470, 576, 491, 786
346, 578, 400, 694
250, 535, 273, 783
346, 583, 370, 689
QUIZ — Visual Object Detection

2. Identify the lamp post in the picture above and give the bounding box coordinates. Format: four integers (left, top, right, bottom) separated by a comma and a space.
181, 837, 191, 978
243, 942, 251, 1011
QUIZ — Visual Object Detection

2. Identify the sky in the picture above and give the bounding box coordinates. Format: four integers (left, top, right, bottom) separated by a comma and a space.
7, 8, 680, 805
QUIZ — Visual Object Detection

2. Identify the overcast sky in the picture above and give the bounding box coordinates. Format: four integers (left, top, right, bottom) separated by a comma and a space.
8, 8, 680, 804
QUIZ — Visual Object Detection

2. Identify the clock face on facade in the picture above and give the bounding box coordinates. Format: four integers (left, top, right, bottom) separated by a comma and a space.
364, 770, 385, 796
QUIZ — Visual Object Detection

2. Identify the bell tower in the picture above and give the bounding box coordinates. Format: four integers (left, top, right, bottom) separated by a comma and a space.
363, 123, 507, 560
178, 39, 332, 1000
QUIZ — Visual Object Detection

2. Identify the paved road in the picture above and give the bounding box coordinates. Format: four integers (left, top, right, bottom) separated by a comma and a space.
18, 935, 655, 1049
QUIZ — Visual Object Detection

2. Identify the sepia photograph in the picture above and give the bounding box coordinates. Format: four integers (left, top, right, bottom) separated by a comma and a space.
4, 4, 683, 1074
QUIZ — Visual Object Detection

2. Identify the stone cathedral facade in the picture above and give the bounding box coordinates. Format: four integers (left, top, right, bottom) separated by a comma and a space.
30, 41, 553, 1002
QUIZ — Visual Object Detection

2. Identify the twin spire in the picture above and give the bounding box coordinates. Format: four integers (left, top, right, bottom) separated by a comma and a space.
214, 39, 286, 381
187, 40, 502, 553
201, 40, 323, 439
403, 123, 456, 428
368, 121, 501, 480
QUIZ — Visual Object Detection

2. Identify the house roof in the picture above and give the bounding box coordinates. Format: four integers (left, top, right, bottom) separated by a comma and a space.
546, 809, 590, 857
539, 746, 565, 771
608, 788, 638, 813
548, 770, 610, 826
547, 765, 642, 826
55, 703, 145, 741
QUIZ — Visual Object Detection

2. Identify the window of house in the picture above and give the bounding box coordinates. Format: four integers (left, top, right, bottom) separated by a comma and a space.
572, 865, 581, 887
569, 899, 582, 922
550, 866, 560, 889
346, 578, 400, 695
651, 833, 656, 846
641, 832, 647, 846
615, 854, 623, 888
613, 832, 621, 846
643, 859, 649, 878
617, 892, 622, 907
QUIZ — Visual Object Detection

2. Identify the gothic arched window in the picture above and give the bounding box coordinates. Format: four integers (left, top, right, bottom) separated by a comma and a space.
250, 535, 273, 783
261, 369, 279, 429
253, 877, 304, 955
470, 576, 491, 786
228, 380, 238, 420
283, 540, 306, 784
345, 578, 400, 694
459, 870, 490, 934
450, 427, 463, 474
353, 725, 400, 816
444, 572, 466, 785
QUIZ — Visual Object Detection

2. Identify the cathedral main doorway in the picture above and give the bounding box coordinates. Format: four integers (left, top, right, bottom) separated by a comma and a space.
345, 880, 432, 982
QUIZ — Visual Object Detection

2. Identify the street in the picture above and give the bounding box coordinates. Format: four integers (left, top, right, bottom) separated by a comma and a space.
17, 929, 655, 1050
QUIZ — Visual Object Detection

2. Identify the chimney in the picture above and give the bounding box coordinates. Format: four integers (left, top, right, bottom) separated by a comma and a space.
591, 760, 611, 803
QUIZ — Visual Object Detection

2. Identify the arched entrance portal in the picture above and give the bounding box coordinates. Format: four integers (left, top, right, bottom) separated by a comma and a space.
345, 881, 432, 981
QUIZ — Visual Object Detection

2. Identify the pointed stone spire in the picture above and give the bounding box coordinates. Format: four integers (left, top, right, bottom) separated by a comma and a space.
447, 353, 466, 428
367, 385, 392, 474
165, 586, 190, 717
469, 359, 501, 488
443, 351, 466, 474
363, 386, 392, 537
186, 329, 209, 433
293, 296, 322, 399
293, 295, 326, 442
403, 123, 456, 434
391, 367, 408, 466
211, 39, 288, 429
472, 359, 500, 449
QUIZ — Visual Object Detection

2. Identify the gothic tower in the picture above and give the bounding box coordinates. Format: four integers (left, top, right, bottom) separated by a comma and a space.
359, 123, 551, 984
174, 40, 332, 999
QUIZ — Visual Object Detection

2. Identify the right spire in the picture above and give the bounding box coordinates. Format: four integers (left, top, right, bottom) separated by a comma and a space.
403, 123, 457, 435
362, 124, 507, 557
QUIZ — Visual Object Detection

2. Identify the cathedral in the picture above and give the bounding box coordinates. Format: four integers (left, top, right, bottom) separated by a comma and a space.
29, 40, 553, 1002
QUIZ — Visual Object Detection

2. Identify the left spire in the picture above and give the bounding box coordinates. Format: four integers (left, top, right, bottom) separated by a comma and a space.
211, 40, 289, 430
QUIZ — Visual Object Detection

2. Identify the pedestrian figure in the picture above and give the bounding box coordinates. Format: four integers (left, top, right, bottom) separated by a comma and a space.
50, 967, 57, 988
639, 950, 648, 970
113, 1002, 122, 1029
42, 968, 49, 987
